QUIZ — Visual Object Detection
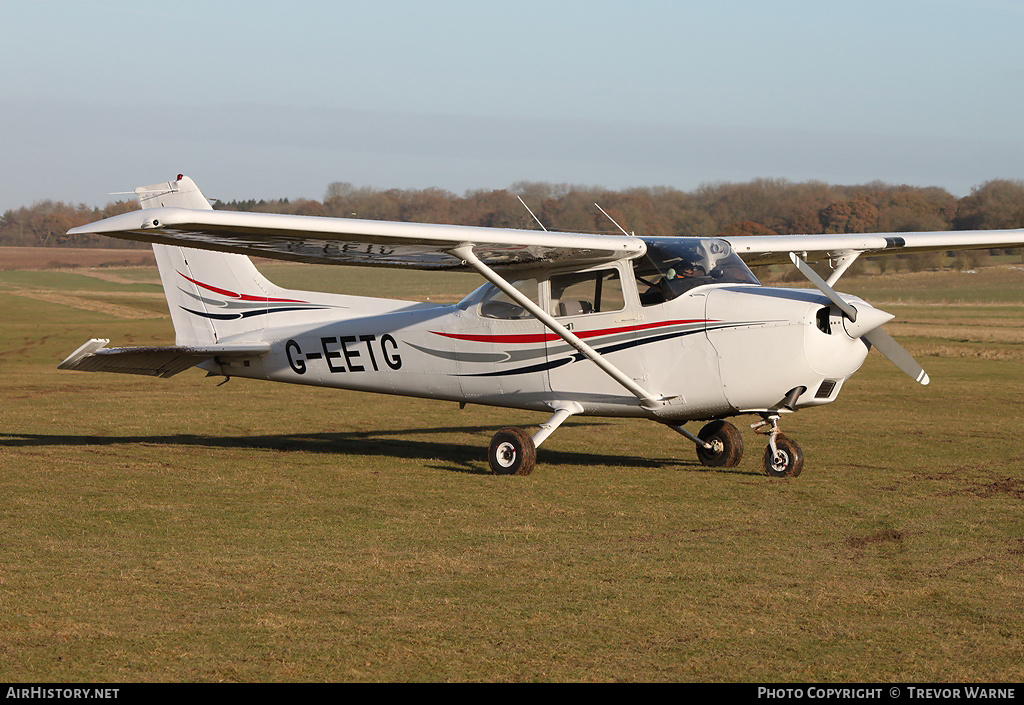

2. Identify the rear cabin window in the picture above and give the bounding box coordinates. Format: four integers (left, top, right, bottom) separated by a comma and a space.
549, 269, 624, 317
478, 279, 539, 319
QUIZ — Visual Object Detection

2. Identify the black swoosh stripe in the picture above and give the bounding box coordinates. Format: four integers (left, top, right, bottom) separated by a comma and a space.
181, 305, 331, 321
457, 321, 766, 377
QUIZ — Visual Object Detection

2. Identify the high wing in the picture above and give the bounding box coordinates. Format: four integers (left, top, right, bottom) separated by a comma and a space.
722, 230, 1024, 267
68, 177, 1024, 270
69, 178, 645, 270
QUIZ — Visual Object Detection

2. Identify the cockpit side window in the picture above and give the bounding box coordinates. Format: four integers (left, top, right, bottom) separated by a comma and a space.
635, 237, 759, 306
478, 278, 539, 319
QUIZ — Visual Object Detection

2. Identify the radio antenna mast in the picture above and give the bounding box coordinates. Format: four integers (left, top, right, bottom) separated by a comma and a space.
517, 195, 548, 232
594, 203, 632, 236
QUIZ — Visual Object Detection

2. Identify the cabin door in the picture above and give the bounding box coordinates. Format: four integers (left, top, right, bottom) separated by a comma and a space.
544, 265, 648, 405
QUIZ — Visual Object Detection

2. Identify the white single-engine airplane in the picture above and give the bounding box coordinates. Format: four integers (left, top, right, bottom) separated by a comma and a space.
59, 176, 1024, 477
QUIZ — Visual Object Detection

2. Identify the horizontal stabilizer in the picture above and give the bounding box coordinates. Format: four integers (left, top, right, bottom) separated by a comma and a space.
58, 338, 271, 378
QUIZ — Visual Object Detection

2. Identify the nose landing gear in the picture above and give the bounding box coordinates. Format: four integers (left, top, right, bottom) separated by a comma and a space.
753, 414, 804, 478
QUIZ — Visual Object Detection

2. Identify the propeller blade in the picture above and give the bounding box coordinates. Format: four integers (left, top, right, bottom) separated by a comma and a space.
862, 328, 930, 385
789, 252, 858, 320
789, 252, 929, 386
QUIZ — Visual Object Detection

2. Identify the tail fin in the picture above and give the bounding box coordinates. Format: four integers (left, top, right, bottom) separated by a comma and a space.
141, 176, 294, 345
136, 174, 213, 211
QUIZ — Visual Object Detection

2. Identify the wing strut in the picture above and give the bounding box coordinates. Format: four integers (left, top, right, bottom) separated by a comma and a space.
450, 245, 668, 409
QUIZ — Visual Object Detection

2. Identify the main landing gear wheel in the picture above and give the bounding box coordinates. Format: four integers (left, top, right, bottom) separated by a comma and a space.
763, 433, 804, 478
695, 420, 744, 468
488, 427, 537, 476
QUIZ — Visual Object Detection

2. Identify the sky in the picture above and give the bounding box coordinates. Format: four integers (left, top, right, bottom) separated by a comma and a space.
3, 0, 1024, 211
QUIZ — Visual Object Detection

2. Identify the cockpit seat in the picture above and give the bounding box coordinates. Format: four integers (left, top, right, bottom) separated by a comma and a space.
557, 300, 594, 316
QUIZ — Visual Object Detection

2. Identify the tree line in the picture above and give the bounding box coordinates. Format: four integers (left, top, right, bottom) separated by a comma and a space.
4, 178, 1023, 271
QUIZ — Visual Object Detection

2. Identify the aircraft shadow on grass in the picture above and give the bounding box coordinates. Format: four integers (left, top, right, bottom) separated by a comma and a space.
1, 422, 760, 476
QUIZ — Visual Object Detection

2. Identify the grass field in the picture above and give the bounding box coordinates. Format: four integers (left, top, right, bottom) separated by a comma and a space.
1, 247, 1023, 682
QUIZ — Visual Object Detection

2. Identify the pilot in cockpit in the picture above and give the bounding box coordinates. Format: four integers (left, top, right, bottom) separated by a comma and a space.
657, 257, 706, 298
636, 237, 758, 306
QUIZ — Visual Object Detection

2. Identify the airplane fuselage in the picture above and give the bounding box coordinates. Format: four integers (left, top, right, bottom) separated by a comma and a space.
201, 278, 872, 423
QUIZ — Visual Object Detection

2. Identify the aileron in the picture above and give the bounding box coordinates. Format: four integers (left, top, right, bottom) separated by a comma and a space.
723, 229, 1024, 267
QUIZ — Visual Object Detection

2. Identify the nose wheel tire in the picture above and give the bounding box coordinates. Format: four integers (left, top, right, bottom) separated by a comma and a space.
488, 427, 537, 476
695, 420, 744, 468
762, 434, 804, 478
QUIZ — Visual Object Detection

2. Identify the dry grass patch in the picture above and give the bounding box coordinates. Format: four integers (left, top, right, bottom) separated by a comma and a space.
9, 290, 167, 319
0, 246, 155, 270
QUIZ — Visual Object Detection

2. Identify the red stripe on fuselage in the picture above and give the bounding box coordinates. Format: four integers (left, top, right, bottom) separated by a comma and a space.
431, 319, 712, 344
177, 271, 307, 303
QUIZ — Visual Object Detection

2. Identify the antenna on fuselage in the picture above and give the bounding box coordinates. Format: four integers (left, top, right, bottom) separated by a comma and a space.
594, 203, 632, 236
516, 195, 548, 232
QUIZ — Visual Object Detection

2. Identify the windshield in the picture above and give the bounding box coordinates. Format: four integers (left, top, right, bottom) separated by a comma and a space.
635, 237, 759, 305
